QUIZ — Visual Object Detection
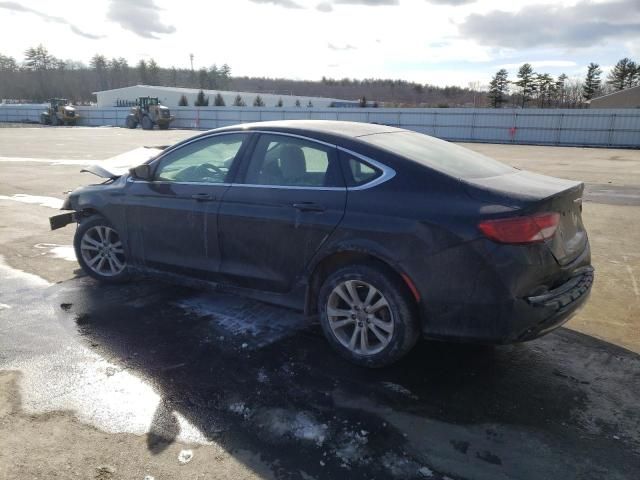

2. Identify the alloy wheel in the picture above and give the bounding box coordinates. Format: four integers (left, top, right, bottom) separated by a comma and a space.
326, 280, 394, 355
80, 225, 126, 277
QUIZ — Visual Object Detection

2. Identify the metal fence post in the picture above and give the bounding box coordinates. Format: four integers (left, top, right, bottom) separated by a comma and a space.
607, 113, 617, 147
556, 113, 564, 145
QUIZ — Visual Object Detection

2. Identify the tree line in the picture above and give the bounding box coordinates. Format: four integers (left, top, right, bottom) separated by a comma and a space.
487, 58, 639, 108
0, 45, 484, 106
2, 45, 638, 108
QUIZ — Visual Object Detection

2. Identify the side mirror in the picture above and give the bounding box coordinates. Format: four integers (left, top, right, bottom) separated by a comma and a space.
130, 164, 152, 180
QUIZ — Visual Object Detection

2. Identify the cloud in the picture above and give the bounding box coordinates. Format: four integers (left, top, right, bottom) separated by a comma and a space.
426, 0, 475, 5
107, 0, 176, 39
316, 1, 333, 12
328, 43, 357, 50
0, 1, 105, 39
334, 0, 399, 5
248, 0, 303, 8
459, 0, 640, 48
496, 60, 578, 70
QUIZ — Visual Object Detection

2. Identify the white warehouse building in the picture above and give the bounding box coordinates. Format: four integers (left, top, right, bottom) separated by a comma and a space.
93, 85, 359, 108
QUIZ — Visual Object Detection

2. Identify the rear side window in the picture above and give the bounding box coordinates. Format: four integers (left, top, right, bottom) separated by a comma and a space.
360, 131, 516, 179
343, 155, 382, 187
243, 134, 343, 188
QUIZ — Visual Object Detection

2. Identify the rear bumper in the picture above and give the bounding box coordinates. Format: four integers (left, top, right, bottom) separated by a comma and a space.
420, 266, 594, 344
515, 266, 593, 341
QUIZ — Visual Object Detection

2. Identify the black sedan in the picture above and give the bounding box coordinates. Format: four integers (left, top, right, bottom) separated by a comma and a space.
51, 120, 594, 367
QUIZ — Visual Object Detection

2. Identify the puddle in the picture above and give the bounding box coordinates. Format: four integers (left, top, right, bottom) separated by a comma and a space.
0, 256, 212, 446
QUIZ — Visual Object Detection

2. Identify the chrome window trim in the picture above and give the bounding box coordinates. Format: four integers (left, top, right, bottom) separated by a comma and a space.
229, 183, 345, 191
337, 147, 396, 191
153, 131, 251, 164
129, 129, 396, 191
238, 130, 396, 191
127, 178, 231, 187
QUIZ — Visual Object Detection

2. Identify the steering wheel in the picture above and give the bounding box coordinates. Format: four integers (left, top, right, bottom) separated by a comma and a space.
194, 163, 224, 178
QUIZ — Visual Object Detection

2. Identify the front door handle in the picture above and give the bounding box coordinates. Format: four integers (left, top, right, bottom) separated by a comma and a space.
292, 202, 325, 212
191, 193, 214, 202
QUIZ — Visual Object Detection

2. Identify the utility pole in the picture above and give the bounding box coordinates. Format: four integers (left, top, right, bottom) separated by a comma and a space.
189, 53, 194, 72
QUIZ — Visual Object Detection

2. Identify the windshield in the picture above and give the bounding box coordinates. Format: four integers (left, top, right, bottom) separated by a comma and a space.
360, 131, 516, 179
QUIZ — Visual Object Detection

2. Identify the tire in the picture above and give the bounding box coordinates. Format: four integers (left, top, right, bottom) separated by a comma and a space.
141, 115, 153, 130
40, 114, 48, 125
318, 263, 420, 368
50, 114, 59, 126
158, 123, 169, 130
74, 216, 130, 284
126, 116, 138, 129
66, 119, 76, 126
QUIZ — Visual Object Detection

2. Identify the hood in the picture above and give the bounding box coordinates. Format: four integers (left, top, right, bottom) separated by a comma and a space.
81, 146, 165, 179
158, 105, 169, 111
64, 106, 75, 111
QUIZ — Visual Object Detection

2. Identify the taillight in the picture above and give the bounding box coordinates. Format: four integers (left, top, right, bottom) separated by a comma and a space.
478, 212, 560, 244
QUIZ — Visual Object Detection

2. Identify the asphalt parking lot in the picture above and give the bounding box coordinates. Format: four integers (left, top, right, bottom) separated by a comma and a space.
1, 126, 639, 479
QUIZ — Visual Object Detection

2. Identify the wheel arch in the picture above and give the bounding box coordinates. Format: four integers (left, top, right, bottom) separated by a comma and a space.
304, 245, 419, 316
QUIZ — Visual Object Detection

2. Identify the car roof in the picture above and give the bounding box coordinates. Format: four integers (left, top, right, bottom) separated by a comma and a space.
212, 120, 407, 139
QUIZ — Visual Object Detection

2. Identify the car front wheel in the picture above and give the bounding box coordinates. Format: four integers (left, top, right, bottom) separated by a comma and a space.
74, 216, 130, 283
318, 264, 419, 368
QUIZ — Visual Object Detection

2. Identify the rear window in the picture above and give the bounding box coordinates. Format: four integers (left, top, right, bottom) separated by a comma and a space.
360, 131, 516, 179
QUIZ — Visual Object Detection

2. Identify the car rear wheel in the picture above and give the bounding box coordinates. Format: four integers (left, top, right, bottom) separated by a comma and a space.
74, 216, 129, 283
318, 264, 419, 368
126, 116, 137, 129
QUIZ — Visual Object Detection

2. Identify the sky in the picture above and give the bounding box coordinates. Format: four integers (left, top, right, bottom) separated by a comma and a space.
0, 0, 638, 87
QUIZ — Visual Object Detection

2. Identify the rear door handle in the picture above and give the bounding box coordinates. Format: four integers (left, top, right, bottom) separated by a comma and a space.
191, 193, 214, 201
292, 202, 325, 212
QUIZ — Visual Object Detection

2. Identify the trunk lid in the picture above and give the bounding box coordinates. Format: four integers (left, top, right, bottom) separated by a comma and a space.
466, 170, 587, 266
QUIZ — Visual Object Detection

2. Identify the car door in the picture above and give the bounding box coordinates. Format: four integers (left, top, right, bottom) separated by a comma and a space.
125, 132, 250, 278
218, 133, 347, 293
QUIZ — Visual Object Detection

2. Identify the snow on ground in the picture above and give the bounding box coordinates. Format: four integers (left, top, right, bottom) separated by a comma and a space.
256, 408, 328, 446
174, 294, 311, 348
381, 381, 418, 399
0, 194, 63, 209
34, 243, 76, 262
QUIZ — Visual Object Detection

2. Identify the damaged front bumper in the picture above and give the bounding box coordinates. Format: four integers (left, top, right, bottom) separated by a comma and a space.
49, 211, 76, 230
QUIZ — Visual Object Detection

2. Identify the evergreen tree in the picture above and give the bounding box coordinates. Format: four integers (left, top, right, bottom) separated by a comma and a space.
276, 98, 283, 107
487, 69, 509, 108
253, 95, 265, 107
295, 99, 301, 107
359, 96, 367, 107
582, 63, 602, 100
198, 68, 209, 89
194, 89, 209, 106
535, 73, 555, 108
514, 63, 535, 107
0, 53, 17, 71
147, 58, 160, 85
214, 93, 225, 106
89, 54, 109, 90
178, 94, 188, 106
137, 59, 148, 84
233, 94, 245, 107
24, 45, 57, 71
170, 66, 178, 87
607, 58, 635, 91
555, 73, 568, 106
307, 100, 313, 107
